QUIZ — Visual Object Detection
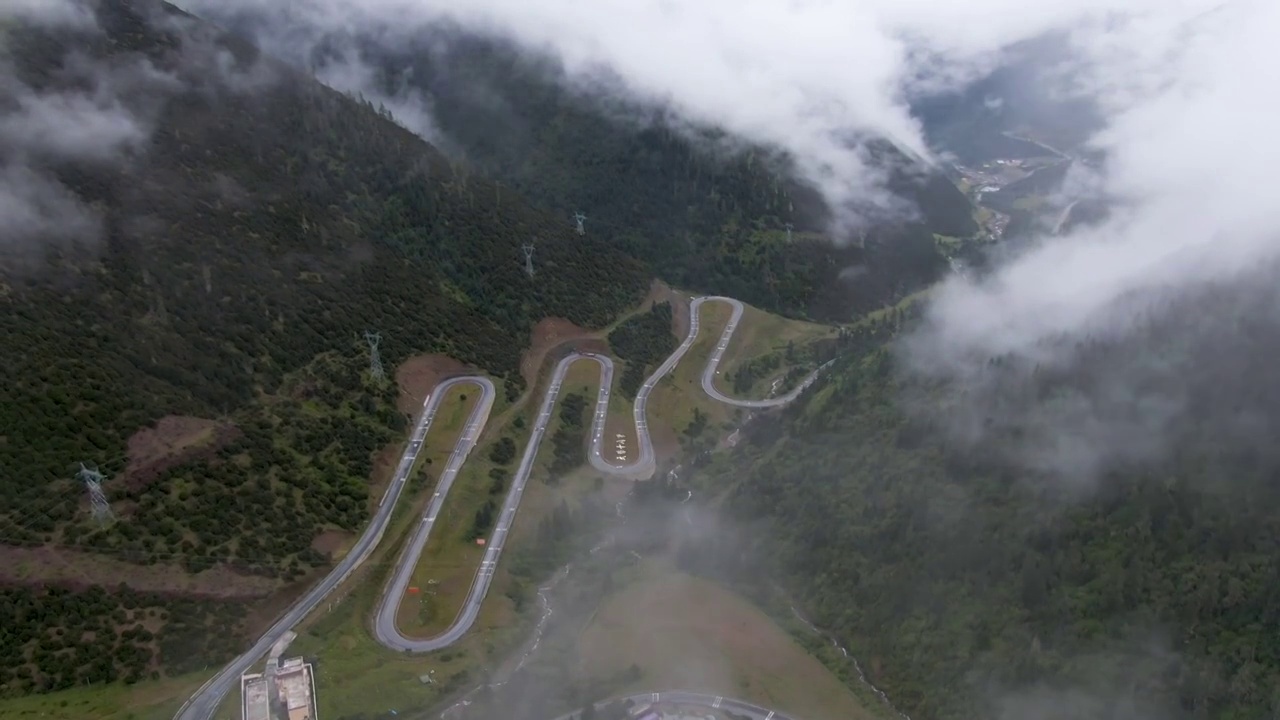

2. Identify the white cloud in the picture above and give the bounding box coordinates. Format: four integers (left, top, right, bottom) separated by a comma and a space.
912, 0, 1280, 366
902, 0, 1280, 481
0, 82, 150, 163
171, 0, 1275, 271
0, 34, 178, 260
0, 0, 98, 29
176, 0, 1280, 479
0, 163, 102, 252
313, 51, 441, 141
178, 0, 1238, 226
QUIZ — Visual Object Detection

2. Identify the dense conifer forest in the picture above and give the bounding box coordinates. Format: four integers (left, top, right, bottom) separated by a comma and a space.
696, 271, 1280, 720
0, 0, 648, 689
0, 0, 992, 701
2, 0, 646, 547
607, 303, 678, 399
404, 36, 979, 321
197, 17, 979, 322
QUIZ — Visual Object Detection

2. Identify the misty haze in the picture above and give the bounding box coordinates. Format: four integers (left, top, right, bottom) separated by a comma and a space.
2, 1, 1278, 720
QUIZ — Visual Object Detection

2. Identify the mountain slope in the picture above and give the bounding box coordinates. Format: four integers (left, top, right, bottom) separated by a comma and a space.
3, 0, 644, 499
695, 273, 1280, 720
187, 14, 979, 322
381, 31, 980, 320
0, 0, 647, 660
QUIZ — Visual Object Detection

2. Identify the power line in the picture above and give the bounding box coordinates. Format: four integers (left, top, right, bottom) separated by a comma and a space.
364, 330, 385, 383
77, 463, 114, 525
519, 240, 535, 274
1, 376, 434, 543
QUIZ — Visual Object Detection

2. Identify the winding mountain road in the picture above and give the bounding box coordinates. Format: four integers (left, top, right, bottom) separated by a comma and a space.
174, 377, 495, 720
175, 296, 828, 719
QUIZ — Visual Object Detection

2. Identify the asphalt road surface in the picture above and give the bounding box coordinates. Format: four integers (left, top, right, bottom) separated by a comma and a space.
173, 378, 495, 720
175, 296, 828, 718
373, 355, 576, 650
694, 296, 831, 408
549, 690, 795, 720
374, 297, 830, 652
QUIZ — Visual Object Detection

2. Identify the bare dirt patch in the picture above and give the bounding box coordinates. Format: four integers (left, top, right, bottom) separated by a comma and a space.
123, 415, 239, 491
576, 337, 611, 355
394, 354, 470, 416
648, 280, 691, 337
311, 529, 354, 561
521, 317, 596, 385
521, 281, 684, 388
0, 545, 277, 599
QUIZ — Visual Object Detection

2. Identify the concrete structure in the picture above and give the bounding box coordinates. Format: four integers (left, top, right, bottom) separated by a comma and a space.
240, 657, 318, 720
241, 670, 270, 720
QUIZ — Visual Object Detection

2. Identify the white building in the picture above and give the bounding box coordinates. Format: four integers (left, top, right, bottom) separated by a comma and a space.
241, 657, 318, 720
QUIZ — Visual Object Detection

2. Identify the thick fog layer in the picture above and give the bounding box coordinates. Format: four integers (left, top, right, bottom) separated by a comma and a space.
905, 0, 1280, 482
178, 0, 1177, 220
0, 45, 168, 253
914, 0, 1280, 366
1, 0, 98, 29
0, 2, 280, 260
176, 0, 1272, 236
172, 0, 1280, 483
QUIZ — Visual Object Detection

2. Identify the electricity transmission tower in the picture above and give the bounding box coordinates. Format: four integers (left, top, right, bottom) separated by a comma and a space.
365, 331, 385, 382
77, 464, 113, 524
785, 223, 794, 242
573, 211, 587, 235
522, 243, 535, 277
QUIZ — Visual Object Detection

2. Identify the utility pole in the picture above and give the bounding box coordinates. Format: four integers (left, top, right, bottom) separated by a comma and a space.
365, 331, 385, 382
77, 464, 113, 524
522, 243, 535, 277
573, 211, 587, 235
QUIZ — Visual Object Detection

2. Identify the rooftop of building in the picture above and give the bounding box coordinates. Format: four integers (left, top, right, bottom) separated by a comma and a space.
240, 657, 317, 720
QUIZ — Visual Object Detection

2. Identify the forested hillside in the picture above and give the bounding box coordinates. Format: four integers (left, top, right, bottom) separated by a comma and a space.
0, 0, 646, 649
194, 15, 979, 322
2, 0, 992, 700
2, 0, 646, 524
696, 271, 1280, 720
382, 34, 979, 321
